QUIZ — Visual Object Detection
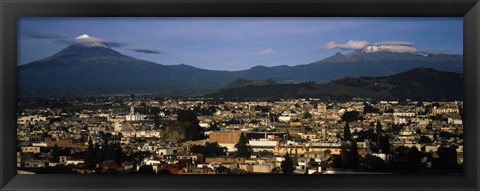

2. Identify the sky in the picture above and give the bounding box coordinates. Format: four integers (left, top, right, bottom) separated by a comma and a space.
18, 17, 462, 71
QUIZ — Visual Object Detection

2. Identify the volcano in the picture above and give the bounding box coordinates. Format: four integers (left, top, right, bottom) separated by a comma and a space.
18, 34, 463, 97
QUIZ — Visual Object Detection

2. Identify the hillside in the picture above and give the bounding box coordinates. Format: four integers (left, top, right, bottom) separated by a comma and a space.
223, 79, 278, 89
207, 68, 463, 101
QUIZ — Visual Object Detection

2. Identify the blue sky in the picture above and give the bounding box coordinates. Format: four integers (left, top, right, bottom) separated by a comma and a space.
18, 17, 462, 71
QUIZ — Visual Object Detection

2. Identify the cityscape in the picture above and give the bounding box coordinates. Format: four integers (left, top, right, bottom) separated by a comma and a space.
17, 18, 463, 174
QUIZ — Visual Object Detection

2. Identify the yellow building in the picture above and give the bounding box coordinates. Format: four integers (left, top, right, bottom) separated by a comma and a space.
21, 146, 41, 154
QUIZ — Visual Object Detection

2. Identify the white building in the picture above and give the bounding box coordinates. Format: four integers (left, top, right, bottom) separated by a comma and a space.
125, 106, 147, 121
278, 115, 291, 122
17, 115, 47, 125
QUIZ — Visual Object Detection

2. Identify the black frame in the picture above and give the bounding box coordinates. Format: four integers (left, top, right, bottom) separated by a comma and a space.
1, 0, 479, 190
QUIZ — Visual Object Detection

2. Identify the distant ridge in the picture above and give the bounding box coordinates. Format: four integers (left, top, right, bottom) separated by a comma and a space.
208, 67, 463, 101
223, 79, 278, 89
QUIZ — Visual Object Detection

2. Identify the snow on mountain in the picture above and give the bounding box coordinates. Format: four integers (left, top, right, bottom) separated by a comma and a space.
73, 34, 109, 48
361, 45, 417, 53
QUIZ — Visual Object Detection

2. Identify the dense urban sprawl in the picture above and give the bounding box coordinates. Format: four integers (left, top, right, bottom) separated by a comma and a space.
17, 96, 463, 174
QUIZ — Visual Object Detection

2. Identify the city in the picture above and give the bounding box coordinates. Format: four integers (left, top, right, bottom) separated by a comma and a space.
16, 96, 463, 174
17, 17, 463, 174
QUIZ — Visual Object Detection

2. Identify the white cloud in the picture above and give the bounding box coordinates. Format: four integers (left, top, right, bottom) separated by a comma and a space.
321, 40, 369, 50
381, 45, 417, 53
258, 49, 274, 55
322, 39, 419, 53
372, 41, 415, 46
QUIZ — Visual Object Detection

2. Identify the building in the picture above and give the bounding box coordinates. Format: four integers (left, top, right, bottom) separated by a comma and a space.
21, 146, 41, 154
125, 106, 147, 121
209, 131, 241, 151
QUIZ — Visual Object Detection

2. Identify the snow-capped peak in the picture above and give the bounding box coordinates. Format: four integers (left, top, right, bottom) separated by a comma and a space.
362, 45, 389, 53
75, 34, 92, 40
73, 34, 108, 48
360, 44, 417, 54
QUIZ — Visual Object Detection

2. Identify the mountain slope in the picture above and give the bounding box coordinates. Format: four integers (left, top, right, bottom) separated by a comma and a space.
18, 36, 463, 97
223, 79, 278, 89
208, 68, 463, 101
18, 42, 236, 97
233, 51, 462, 82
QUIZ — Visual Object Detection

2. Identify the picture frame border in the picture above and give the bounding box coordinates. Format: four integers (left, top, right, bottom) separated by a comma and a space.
1, 0, 479, 190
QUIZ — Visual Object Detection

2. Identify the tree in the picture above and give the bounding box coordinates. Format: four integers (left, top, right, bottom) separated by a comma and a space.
154, 115, 160, 129
281, 153, 295, 174
177, 110, 204, 141
348, 141, 360, 169
235, 133, 251, 157
104, 141, 117, 161
356, 129, 377, 143
190, 142, 227, 157
340, 141, 360, 169
379, 135, 391, 154
302, 111, 312, 119
408, 146, 422, 172
51, 144, 60, 162
94, 143, 104, 164
84, 137, 97, 170
375, 121, 383, 134
209, 122, 220, 131
437, 145, 459, 170
177, 110, 199, 124
341, 111, 361, 122
343, 122, 352, 142
114, 143, 126, 164
375, 120, 383, 150
215, 166, 230, 174
363, 103, 380, 114
419, 136, 432, 144
361, 154, 387, 171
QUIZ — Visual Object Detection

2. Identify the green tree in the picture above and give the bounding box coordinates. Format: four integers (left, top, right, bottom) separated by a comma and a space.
375, 120, 383, 147
94, 143, 104, 164
363, 103, 380, 114
104, 141, 117, 161
340, 141, 360, 169
375, 121, 383, 134
419, 135, 432, 144
343, 122, 352, 141
215, 166, 230, 174
302, 111, 312, 119
350, 141, 360, 169
209, 122, 220, 131
83, 137, 97, 170
190, 142, 227, 157
154, 115, 160, 129
177, 110, 204, 141
361, 154, 387, 171
408, 146, 422, 172
281, 153, 295, 174
51, 144, 60, 163
293, 148, 299, 166
177, 110, 199, 124
379, 135, 391, 154
341, 110, 361, 122
437, 145, 459, 170
235, 133, 251, 157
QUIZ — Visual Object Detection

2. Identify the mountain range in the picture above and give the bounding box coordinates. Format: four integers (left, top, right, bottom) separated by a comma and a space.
18, 38, 463, 97
210, 68, 463, 101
